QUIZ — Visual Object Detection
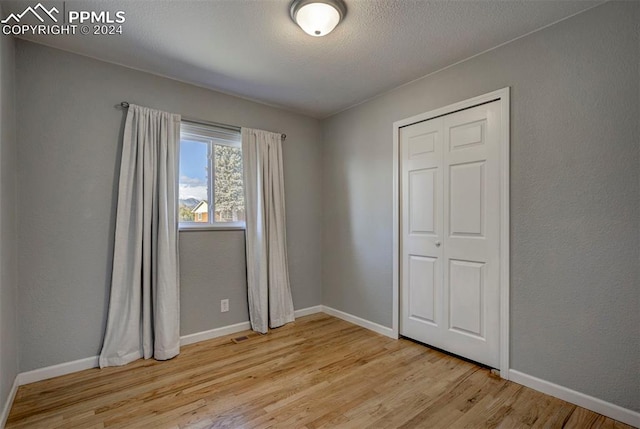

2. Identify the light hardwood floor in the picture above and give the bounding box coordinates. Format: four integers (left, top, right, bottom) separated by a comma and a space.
6, 314, 635, 428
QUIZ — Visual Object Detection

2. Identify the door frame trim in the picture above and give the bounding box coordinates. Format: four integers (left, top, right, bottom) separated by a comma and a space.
392, 87, 510, 378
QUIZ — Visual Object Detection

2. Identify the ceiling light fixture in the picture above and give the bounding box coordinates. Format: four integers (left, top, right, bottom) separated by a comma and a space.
290, 0, 346, 37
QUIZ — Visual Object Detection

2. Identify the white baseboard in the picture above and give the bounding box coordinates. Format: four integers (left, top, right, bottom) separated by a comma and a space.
180, 321, 251, 347
15, 322, 253, 387
321, 306, 395, 339
18, 355, 99, 386
1, 376, 19, 429
509, 370, 640, 428
180, 306, 323, 347
294, 305, 323, 318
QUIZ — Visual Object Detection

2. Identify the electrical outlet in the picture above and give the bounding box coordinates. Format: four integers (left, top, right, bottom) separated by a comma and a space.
221, 299, 229, 313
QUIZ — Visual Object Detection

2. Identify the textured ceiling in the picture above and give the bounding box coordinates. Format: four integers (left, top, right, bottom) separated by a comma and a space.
4, 0, 602, 117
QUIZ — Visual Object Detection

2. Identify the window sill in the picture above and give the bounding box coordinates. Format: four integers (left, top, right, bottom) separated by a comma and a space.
179, 223, 245, 232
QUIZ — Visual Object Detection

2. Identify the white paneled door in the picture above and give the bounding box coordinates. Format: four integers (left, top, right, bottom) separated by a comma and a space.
400, 101, 502, 368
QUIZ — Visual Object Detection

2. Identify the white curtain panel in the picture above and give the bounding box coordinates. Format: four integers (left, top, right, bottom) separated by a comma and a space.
100, 104, 181, 368
242, 128, 295, 334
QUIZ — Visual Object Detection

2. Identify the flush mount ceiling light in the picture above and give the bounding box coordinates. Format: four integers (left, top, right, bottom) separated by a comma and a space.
290, 0, 346, 37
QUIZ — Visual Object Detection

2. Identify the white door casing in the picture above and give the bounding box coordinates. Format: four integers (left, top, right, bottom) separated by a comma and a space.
394, 88, 509, 374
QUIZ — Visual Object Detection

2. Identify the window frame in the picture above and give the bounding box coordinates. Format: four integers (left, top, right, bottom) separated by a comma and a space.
178, 121, 245, 231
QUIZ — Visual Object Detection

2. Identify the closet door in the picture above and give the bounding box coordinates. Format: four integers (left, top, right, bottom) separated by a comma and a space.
399, 116, 444, 347
400, 101, 501, 368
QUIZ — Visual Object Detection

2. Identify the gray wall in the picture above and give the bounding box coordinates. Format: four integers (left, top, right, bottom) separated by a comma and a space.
180, 231, 249, 334
322, 2, 639, 412
15, 41, 323, 372
0, 32, 18, 412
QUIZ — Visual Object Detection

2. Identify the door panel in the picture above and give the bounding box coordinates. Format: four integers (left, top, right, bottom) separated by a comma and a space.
401, 100, 501, 368
449, 161, 485, 237
400, 118, 443, 342
449, 259, 484, 338
409, 169, 436, 234
408, 131, 436, 157
409, 256, 437, 325
449, 119, 486, 151
442, 101, 500, 367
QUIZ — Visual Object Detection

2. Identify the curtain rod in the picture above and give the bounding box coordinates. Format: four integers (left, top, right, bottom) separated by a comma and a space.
118, 102, 286, 140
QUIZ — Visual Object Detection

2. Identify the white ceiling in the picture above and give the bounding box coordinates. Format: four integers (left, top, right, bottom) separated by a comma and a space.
5, 0, 601, 118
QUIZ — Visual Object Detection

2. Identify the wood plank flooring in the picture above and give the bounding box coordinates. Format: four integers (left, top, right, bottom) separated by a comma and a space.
6, 314, 635, 428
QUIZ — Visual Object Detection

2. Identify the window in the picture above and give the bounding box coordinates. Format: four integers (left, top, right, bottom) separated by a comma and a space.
178, 121, 244, 229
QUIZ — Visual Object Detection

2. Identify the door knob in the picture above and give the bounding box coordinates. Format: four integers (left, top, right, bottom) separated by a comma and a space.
435, 241, 441, 247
